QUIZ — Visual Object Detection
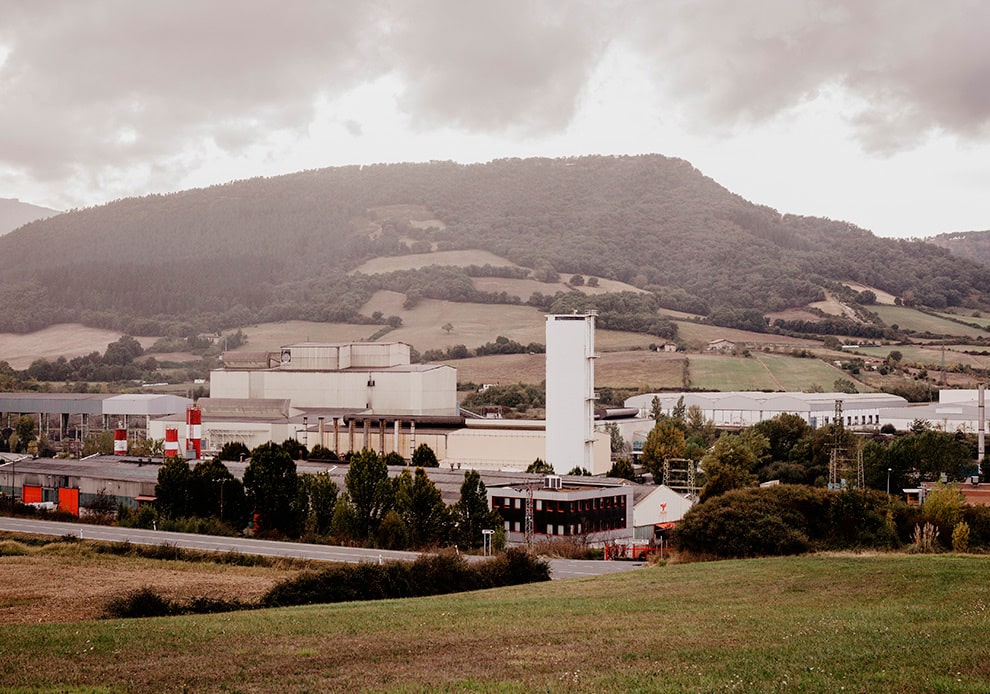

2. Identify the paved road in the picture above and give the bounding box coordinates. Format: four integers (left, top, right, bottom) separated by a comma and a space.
0, 517, 644, 580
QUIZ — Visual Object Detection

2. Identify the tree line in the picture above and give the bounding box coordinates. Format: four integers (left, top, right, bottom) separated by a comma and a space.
133, 441, 503, 552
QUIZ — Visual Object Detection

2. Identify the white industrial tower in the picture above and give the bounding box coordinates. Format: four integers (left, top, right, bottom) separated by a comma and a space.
545, 313, 597, 473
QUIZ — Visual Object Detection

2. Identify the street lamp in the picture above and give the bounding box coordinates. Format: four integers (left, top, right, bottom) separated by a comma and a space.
887, 468, 892, 495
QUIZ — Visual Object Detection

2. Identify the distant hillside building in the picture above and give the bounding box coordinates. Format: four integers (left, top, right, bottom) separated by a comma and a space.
705, 338, 736, 352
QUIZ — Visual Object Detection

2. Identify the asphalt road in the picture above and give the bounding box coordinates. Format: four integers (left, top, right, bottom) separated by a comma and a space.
0, 517, 644, 580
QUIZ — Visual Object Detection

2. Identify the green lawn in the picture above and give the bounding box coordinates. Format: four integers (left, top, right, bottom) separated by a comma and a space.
2, 554, 989, 691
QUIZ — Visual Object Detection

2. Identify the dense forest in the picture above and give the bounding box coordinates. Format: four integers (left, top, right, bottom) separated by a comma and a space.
1, 155, 988, 336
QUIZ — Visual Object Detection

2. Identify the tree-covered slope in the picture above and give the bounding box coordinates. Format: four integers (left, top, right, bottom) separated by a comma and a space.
927, 229, 990, 268
1, 154, 986, 335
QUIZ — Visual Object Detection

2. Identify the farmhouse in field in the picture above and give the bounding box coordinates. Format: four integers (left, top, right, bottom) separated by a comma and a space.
705, 338, 736, 352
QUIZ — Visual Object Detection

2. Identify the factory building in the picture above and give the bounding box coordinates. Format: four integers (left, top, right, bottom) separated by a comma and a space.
211, 342, 458, 415
625, 391, 909, 431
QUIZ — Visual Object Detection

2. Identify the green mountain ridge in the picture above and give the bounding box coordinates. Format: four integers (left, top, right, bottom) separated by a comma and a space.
1, 154, 987, 336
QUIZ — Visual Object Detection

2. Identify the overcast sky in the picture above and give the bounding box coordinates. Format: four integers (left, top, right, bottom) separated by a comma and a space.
1, 1, 989, 239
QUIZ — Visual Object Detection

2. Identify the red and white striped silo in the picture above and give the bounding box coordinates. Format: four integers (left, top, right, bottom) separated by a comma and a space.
186, 404, 202, 459
113, 426, 127, 455
164, 427, 180, 459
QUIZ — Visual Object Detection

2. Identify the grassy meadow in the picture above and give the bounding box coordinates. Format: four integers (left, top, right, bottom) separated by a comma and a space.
870, 305, 988, 338
1, 553, 989, 691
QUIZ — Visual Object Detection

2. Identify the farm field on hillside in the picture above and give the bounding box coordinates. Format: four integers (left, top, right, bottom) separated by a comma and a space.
0, 325, 157, 370
351, 249, 522, 274
871, 305, 987, 338
841, 281, 898, 304
445, 350, 686, 390
3, 553, 989, 692
854, 344, 990, 370
688, 354, 782, 390
230, 320, 381, 351
471, 276, 646, 299
754, 352, 865, 391
387, 299, 548, 350
674, 320, 820, 349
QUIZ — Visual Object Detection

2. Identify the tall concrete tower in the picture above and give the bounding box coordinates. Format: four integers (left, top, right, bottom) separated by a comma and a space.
545, 313, 597, 473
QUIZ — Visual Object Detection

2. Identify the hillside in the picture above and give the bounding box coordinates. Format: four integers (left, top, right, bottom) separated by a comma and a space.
0, 197, 60, 236
928, 229, 990, 267
1, 155, 987, 339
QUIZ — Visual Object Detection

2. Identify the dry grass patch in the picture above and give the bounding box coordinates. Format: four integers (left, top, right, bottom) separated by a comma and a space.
0, 324, 157, 370
0, 538, 301, 624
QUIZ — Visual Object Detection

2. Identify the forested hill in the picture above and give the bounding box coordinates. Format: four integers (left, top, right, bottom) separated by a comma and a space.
927, 230, 990, 268
1, 154, 987, 335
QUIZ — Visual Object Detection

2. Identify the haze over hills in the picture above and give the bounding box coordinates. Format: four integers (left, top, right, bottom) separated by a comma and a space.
0, 197, 60, 236
0, 154, 987, 339
926, 230, 990, 268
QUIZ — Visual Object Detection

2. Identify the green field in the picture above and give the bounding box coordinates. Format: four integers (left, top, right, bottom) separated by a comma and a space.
754, 352, 864, 391
685, 353, 853, 392
2, 554, 989, 691
854, 344, 990, 370
871, 305, 989, 338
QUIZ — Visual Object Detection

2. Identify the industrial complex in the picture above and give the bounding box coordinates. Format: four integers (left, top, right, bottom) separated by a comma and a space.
4, 314, 990, 546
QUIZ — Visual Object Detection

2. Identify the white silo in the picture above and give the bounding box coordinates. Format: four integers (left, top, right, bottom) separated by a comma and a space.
545, 313, 597, 472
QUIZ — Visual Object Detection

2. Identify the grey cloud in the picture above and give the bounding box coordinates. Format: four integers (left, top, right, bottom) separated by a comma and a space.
384, 1, 610, 134
621, 0, 990, 153
2, 0, 990, 207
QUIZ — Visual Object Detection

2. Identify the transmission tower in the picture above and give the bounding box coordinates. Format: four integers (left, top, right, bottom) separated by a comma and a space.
829, 399, 845, 489
663, 458, 698, 499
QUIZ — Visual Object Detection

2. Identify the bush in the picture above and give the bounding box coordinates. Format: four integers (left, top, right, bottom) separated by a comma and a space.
105, 587, 175, 618
673, 485, 899, 558
260, 548, 549, 608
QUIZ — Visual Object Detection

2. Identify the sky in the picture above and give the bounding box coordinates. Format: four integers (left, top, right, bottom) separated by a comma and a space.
1, 1, 989, 239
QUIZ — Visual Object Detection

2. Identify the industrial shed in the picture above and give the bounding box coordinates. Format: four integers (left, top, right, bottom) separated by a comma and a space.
625, 391, 910, 430
0, 392, 192, 440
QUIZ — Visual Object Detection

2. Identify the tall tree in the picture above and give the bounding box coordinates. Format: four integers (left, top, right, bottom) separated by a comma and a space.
299, 471, 339, 536
453, 470, 500, 549
191, 457, 246, 525
244, 441, 299, 535
345, 448, 394, 539
641, 421, 687, 480
155, 456, 193, 519
394, 467, 449, 547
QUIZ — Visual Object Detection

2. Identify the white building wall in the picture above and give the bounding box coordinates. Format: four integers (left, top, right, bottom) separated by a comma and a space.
545, 314, 596, 474
208, 366, 458, 415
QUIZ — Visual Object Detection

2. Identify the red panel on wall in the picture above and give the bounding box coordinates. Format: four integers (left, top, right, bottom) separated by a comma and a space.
58, 488, 79, 516
21, 485, 42, 504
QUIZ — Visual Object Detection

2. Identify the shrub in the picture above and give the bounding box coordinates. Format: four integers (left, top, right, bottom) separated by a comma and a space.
105, 587, 175, 619
673, 485, 899, 559
952, 521, 971, 552
260, 548, 549, 608
910, 522, 940, 554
